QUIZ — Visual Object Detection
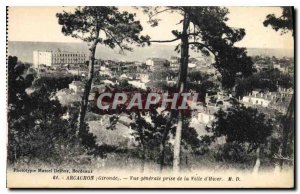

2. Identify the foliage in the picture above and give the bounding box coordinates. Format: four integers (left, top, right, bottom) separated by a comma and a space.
32, 76, 78, 93
143, 6, 254, 89
263, 7, 294, 36
207, 102, 273, 162
57, 6, 150, 50
235, 68, 293, 97
99, 82, 201, 167
188, 7, 254, 89
7, 56, 98, 165
188, 71, 209, 83
7, 56, 34, 105
57, 6, 150, 133
213, 142, 251, 163
263, 6, 294, 167
149, 68, 177, 81
180, 118, 201, 152
143, 7, 255, 170
188, 71, 219, 101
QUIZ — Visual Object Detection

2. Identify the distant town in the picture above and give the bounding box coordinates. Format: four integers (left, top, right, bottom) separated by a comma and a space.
29, 49, 294, 139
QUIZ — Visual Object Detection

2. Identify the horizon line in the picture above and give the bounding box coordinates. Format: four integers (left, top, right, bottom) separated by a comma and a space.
7, 40, 294, 50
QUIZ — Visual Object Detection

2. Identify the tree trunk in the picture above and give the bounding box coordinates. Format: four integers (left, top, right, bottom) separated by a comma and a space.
173, 10, 190, 173
185, 155, 190, 171
160, 142, 165, 172
279, 93, 294, 168
160, 125, 171, 172
160, 111, 174, 172
253, 146, 261, 174
274, 157, 281, 174
76, 41, 97, 134
136, 111, 146, 173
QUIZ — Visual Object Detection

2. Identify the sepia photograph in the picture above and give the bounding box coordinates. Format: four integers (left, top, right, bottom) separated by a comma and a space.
6, 5, 295, 188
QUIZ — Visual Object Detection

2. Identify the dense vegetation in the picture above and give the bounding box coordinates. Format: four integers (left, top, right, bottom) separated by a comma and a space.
7, 56, 98, 165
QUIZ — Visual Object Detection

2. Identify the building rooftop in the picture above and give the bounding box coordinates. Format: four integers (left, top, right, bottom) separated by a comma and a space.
147, 58, 168, 62
34, 50, 86, 54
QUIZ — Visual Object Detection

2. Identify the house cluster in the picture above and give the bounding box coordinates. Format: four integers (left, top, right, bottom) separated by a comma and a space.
145, 58, 170, 70
33, 50, 219, 81
194, 91, 233, 126
241, 87, 293, 114
272, 56, 294, 74
67, 79, 113, 104
39, 49, 293, 132
272, 63, 294, 74
241, 87, 293, 108
90, 57, 180, 89
145, 56, 218, 76
252, 55, 294, 75
192, 85, 293, 129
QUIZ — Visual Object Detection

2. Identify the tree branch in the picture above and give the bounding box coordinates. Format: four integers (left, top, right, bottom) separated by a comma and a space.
188, 42, 218, 64
146, 33, 198, 44
147, 37, 180, 43
187, 32, 200, 36
102, 29, 125, 53
149, 8, 173, 20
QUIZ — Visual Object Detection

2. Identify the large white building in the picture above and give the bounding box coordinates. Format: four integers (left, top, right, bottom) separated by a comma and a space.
241, 88, 293, 114
242, 90, 275, 108
33, 50, 86, 68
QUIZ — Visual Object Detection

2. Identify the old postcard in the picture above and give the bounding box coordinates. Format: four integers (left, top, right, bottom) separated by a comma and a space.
6, 6, 294, 188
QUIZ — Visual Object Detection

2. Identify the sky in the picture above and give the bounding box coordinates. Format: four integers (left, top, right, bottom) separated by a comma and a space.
7, 6, 294, 49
